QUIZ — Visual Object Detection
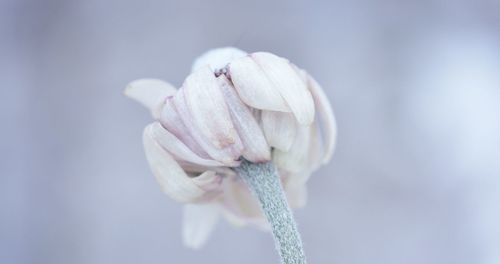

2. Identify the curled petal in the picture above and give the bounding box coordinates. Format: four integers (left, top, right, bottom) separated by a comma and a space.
251, 52, 315, 125
125, 79, 177, 118
173, 89, 242, 166
148, 122, 223, 167
180, 162, 237, 178
182, 67, 238, 148
217, 75, 271, 162
306, 74, 337, 164
160, 99, 210, 159
228, 56, 290, 112
190, 171, 224, 193
183, 66, 239, 149
272, 124, 312, 173
191, 47, 247, 72
261, 111, 297, 152
291, 64, 337, 163
284, 178, 308, 208
143, 123, 221, 203
182, 204, 219, 249
306, 121, 324, 171
219, 177, 268, 229
273, 120, 324, 175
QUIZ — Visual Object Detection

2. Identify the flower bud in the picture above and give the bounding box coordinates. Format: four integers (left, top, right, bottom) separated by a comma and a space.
125, 47, 337, 248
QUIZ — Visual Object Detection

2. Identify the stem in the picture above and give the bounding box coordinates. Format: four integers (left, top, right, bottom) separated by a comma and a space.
235, 160, 307, 264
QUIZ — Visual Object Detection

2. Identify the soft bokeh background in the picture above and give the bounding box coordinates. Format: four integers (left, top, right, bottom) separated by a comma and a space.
2, 0, 500, 263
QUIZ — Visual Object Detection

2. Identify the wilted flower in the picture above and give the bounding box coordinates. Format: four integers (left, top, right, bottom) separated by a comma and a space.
125, 47, 336, 248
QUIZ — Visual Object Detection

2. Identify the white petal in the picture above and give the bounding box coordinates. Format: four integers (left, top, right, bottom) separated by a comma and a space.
149, 122, 223, 167
160, 99, 210, 159
143, 124, 221, 203
228, 55, 290, 112
251, 52, 315, 125
261, 111, 297, 152
273, 124, 312, 173
190, 170, 224, 193
274, 121, 324, 177
173, 86, 241, 165
178, 161, 237, 177
125, 79, 177, 118
191, 47, 247, 72
306, 121, 324, 171
183, 66, 242, 150
306, 74, 337, 163
182, 204, 219, 249
218, 177, 272, 230
217, 75, 271, 162
284, 178, 308, 208
220, 177, 263, 219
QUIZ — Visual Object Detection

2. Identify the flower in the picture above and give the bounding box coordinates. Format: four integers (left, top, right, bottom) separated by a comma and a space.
125, 47, 336, 248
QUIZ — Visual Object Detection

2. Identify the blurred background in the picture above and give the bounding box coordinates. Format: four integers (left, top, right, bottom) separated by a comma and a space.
1, 0, 500, 263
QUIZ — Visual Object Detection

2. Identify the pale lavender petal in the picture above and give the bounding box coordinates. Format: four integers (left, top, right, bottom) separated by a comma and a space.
179, 162, 237, 177
284, 177, 308, 208
124, 79, 177, 118
272, 124, 312, 173
251, 52, 315, 125
291, 64, 337, 164
148, 122, 223, 167
191, 171, 224, 193
160, 98, 210, 159
182, 204, 220, 249
306, 74, 337, 164
221, 177, 263, 220
261, 111, 297, 152
142, 123, 221, 203
183, 66, 240, 149
228, 55, 290, 112
173, 83, 241, 166
217, 75, 271, 162
306, 121, 324, 171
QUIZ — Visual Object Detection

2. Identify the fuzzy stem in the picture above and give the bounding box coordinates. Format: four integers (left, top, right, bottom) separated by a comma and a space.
235, 160, 307, 264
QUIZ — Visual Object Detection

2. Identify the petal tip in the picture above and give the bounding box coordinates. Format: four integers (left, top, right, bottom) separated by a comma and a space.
125, 79, 177, 117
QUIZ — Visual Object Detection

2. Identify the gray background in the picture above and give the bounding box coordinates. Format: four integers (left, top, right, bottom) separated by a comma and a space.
2, 0, 500, 263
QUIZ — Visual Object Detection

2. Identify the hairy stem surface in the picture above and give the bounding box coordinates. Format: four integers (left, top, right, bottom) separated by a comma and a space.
235, 160, 307, 264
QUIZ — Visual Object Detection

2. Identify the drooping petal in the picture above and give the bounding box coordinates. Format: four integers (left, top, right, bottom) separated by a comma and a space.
190, 170, 224, 193
125, 79, 177, 118
261, 111, 297, 152
219, 177, 265, 224
272, 124, 312, 173
273, 120, 324, 175
180, 163, 237, 178
251, 52, 315, 125
182, 204, 219, 249
173, 85, 241, 166
228, 56, 290, 112
217, 75, 271, 162
284, 178, 308, 208
148, 122, 223, 167
191, 47, 247, 72
160, 98, 210, 159
306, 74, 337, 164
306, 121, 324, 171
292, 65, 337, 164
183, 66, 239, 149
143, 123, 221, 203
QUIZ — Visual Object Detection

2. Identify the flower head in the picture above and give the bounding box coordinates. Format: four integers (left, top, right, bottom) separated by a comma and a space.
125, 47, 336, 248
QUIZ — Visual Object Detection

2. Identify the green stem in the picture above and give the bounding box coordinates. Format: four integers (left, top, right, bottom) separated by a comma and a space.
235, 160, 307, 264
